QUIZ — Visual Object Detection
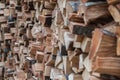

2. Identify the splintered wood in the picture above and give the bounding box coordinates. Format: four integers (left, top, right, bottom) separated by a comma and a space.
0, 0, 120, 80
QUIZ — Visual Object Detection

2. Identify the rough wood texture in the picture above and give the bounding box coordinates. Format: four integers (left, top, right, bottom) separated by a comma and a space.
84, 3, 111, 25
89, 28, 117, 60
92, 57, 120, 76
109, 5, 120, 23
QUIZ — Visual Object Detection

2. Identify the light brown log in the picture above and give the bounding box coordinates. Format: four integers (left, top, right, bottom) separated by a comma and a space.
63, 56, 73, 74
107, 0, 120, 4
69, 73, 83, 80
117, 37, 120, 56
84, 4, 110, 25
81, 37, 91, 53
73, 35, 84, 48
92, 57, 120, 76
44, 66, 53, 76
109, 5, 120, 23
89, 28, 116, 60
64, 32, 75, 50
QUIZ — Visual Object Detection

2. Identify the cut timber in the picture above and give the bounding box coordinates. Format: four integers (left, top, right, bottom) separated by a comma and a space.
79, 54, 87, 72
83, 56, 92, 72
64, 32, 75, 50
66, 1, 80, 17
55, 55, 63, 67
42, 9, 52, 16
35, 51, 44, 63
52, 46, 59, 55
71, 56, 79, 73
39, 15, 52, 27
45, 55, 56, 67
73, 35, 84, 48
82, 69, 91, 80
68, 13, 84, 23
89, 28, 117, 60
4, 9, 10, 16
102, 21, 117, 34
89, 76, 105, 80
54, 10, 64, 25
10, 28, 16, 33
44, 1, 56, 10
109, 5, 120, 23
32, 63, 44, 73
44, 66, 53, 77
4, 33, 12, 40
62, 56, 73, 74
81, 37, 91, 53
69, 22, 95, 38
50, 68, 64, 79
0, 16, 7, 23
107, 0, 120, 4
92, 57, 120, 76
84, 3, 111, 25
69, 73, 83, 80
14, 70, 27, 80
117, 37, 120, 56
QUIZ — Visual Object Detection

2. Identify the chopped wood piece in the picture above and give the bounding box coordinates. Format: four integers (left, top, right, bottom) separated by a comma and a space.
73, 35, 84, 48
107, 0, 120, 4
89, 28, 117, 60
62, 56, 73, 74
64, 32, 75, 50
109, 5, 120, 23
69, 73, 83, 80
117, 37, 120, 56
81, 37, 91, 53
92, 57, 120, 76
84, 3, 111, 25
69, 22, 95, 38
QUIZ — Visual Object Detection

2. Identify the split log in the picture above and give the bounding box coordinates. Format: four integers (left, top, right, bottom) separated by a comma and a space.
117, 37, 120, 56
39, 15, 52, 27
107, 0, 120, 4
89, 28, 117, 60
68, 13, 84, 23
69, 22, 95, 38
50, 68, 64, 79
81, 37, 91, 53
92, 57, 120, 76
64, 32, 75, 50
44, 66, 53, 77
44, 1, 56, 10
62, 56, 73, 74
35, 51, 44, 63
84, 3, 111, 25
45, 54, 56, 67
109, 4, 120, 23
73, 35, 84, 48
69, 73, 83, 80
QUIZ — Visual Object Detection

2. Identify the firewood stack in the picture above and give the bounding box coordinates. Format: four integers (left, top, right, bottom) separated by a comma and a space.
0, 0, 120, 80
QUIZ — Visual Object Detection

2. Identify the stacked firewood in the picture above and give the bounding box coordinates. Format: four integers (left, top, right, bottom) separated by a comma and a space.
0, 0, 120, 80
